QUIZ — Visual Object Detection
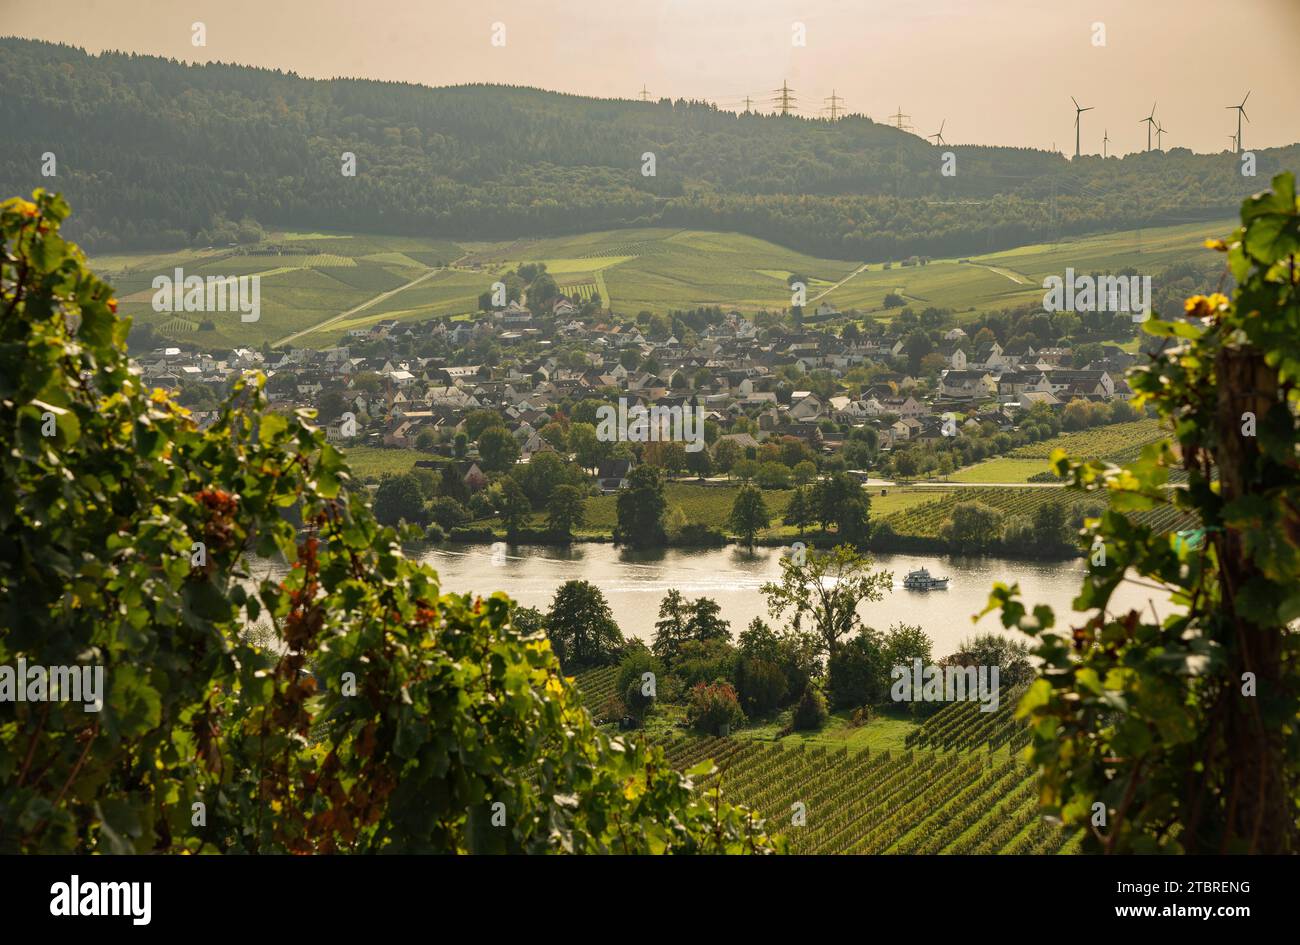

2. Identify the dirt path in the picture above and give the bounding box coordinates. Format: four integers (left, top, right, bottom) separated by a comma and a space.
811, 262, 870, 303
273, 267, 439, 347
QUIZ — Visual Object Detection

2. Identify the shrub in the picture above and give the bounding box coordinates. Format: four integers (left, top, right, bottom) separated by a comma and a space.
734, 657, 788, 716
675, 638, 740, 688
616, 649, 664, 717
792, 687, 829, 731
686, 682, 746, 735
424, 521, 446, 542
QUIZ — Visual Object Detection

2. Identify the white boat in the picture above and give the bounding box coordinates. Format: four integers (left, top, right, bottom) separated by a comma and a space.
903, 568, 949, 590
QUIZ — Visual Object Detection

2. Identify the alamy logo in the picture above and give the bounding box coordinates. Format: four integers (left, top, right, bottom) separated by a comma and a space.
0, 660, 103, 712
50, 875, 151, 925
1042, 268, 1150, 322
890, 660, 1000, 712
152, 267, 260, 322
595, 397, 705, 453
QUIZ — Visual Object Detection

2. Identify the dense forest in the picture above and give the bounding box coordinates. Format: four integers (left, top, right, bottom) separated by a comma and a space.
2, 37, 1295, 259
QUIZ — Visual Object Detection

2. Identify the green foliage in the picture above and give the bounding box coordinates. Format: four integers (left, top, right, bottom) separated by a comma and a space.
762, 544, 893, 657
0, 191, 778, 854
792, 687, 830, 731
727, 484, 770, 549
546, 483, 586, 538
476, 426, 520, 473
685, 682, 745, 735
983, 173, 1300, 854
372, 472, 428, 526
940, 501, 1005, 553
545, 579, 625, 670
615, 465, 668, 548
734, 657, 789, 716
827, 629, 889, 711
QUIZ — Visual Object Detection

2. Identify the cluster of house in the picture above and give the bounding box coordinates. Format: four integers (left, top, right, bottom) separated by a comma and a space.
133, 303, 1139, 481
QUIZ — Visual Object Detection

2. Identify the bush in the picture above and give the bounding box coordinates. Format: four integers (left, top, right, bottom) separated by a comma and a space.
827, 630, 887, 710
616, 649, 664, 718
675, 638, 740, 688
734, 656, 788, 716
670, 523, 727, 547
424, 521, 446, 542
792, 687, 829, 731
686, 682, 746, 735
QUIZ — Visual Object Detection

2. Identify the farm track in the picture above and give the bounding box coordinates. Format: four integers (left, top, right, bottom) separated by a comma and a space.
273, 266, 439, 347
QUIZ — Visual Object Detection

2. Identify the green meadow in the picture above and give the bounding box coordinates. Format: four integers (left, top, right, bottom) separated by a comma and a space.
92, 218, 1230, 351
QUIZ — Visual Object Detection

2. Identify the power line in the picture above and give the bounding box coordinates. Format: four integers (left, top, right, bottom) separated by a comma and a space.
771, 81, 797, 116
822, 89, 844, 120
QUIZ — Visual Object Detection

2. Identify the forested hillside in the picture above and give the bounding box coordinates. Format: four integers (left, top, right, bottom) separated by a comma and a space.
2, 37, 1294, 258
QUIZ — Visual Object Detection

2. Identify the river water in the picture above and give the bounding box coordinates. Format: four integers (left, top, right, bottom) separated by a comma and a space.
406, 543, 1175, 658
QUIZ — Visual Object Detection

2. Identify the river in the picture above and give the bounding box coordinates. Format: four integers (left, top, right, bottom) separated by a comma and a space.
407, 543, 1175, 658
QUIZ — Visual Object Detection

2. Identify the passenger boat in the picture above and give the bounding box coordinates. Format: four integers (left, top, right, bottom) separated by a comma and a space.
903, 568, 950, 590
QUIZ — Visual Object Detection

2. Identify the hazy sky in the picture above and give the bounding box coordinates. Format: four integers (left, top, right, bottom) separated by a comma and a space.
5, 0, 1298, 155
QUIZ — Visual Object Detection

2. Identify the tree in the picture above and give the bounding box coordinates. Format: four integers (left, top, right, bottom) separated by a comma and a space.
792, 460, 817, 485
940, 501, 1004, 553
713, 438, 742, 474
761, 544, 893, 657
754, 461, 791, 489
546, 580, 625, 669
464, 409, 505, 441
686, 596, 730, 642
516, 449, 570, 506
727, 484, 770, 549
477, 425, 520, 473
615, 465, 667, 548
547, 484, 586, 538
685, 446, 713, 479
497, 476, 532, 536
652, 589, 690, 664
568, 421, 605, 470
983, 174, 1300, 854
0, 190, 777, 855
783, 486, 813, 536
827, 627, 887, 709
811, 472, 870, 542
880, 623, 933, 675
373, 473, 427, 526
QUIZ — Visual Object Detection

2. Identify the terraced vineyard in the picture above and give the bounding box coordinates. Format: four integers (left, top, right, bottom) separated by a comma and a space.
905, 684, 1031, 753
1008, 419, 1167, 463
881, 486, 1198, 539
656, 738, 1076, 854
559, 280, 600, 301
572, 665, 620, 712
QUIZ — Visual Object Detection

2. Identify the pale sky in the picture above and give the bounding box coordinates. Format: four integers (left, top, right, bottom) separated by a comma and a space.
4, 0, 1298, 155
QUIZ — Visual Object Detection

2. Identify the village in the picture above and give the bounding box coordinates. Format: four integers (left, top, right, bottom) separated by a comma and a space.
132, 287, 1145, 505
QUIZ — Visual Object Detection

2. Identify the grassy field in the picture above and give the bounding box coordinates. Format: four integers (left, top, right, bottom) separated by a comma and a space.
948, 418, 1167, 483
343, 445, 423, 479
94, 217, 1229, 350
458, 479, 937, 540
948, 458, 1058, 483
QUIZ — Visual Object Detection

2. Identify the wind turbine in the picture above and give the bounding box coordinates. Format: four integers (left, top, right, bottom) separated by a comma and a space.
1140, 102, 1158, 151
1071, 96, 1094, 158
1228, 133, 1238, 152
1103, 129, 1110, 158
1155, 121, 1167, 150
927, 119, 947, 147
1226, 91, 1250, 153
